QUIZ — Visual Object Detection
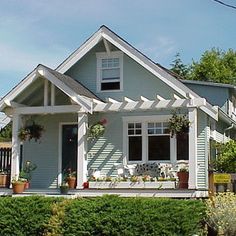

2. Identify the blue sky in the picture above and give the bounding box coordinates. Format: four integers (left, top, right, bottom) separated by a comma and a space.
0, 0, 236, 97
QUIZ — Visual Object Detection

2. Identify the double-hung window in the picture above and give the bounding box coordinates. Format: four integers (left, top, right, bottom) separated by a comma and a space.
147, 122, 170, 161
96, 51, 123, 92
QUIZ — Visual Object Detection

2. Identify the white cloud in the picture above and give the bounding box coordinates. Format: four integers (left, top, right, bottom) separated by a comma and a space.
136, 36, 176, 65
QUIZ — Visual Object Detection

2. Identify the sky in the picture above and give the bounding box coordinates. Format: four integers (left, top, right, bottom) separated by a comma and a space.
0, 0, 236, 97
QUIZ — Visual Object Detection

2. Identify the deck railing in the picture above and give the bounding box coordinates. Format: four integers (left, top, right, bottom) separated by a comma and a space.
0, 147, 11, 172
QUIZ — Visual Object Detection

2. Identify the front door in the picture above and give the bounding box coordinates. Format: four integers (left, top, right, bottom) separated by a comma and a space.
62, 125, 78, 179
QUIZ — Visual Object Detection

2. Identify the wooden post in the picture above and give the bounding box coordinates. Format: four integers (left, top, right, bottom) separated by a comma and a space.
10, 113, 21, 186
76, 113, 87, 189
188, 108, 197, 189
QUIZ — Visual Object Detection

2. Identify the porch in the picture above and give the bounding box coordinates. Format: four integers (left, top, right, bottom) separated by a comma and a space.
0, 188, 208, 198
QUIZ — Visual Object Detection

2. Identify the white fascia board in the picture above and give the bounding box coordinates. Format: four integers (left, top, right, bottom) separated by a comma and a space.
54, 26, 217, 119
0, 70, 37, 112
39, 66, 93, 113
57, 30, 103, 74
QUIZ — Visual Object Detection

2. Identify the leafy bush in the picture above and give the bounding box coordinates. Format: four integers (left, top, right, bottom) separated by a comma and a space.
0, 196, 206, 236
0, 196, 62, 236
214, 141, 236, 173
62, 195, 206, 236
206, 192, 236, 236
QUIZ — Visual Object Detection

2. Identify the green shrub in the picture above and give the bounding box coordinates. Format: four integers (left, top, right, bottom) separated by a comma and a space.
0, 196, 62, 236
214, 140, 236, 173
62, 195, 206, 236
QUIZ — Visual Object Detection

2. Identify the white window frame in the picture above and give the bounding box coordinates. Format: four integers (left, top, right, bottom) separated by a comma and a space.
123, 115, 176, 164
96, 51, 123, 92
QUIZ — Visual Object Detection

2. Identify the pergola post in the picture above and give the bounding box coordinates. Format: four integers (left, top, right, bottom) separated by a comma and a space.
188, 108, 198, 189
11, 113, 21, 185
76, 113, 88, 189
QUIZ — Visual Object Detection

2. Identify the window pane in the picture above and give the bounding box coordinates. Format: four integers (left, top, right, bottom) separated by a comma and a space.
129, 136, 142, 161
135, 129, 141, 135
102, 68, 120, 80
148, 136, 170, 160
135, 123, 141, 129
154, 128, 162, 134
128, 130, 134, 135
128, 123, 134, 129
148, 123, 154, 128
101, 82, 120, 90
177, 133, 189, 160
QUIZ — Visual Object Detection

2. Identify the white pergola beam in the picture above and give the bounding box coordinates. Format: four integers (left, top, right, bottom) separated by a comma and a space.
14, 105, 82, 115
93, 98, 206, 112
140, 96, 150, 102
123, 97, 135, 103
173, 94, 181, 100
156, 95, 164, 100
107, 97, 119, 103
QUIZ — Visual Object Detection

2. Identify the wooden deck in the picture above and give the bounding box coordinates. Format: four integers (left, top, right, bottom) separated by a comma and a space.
0, 188, 208, 198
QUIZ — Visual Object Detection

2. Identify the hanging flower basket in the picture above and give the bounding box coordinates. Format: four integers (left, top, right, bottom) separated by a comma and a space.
18, 121, 44, 142
88, 118, 107, 140
168, 110, 190, 137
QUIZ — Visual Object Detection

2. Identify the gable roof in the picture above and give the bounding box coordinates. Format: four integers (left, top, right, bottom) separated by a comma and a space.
0, 64, 101, 113
56, 25, 218, 120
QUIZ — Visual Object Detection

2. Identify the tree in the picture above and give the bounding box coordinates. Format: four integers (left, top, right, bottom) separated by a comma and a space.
0, 123, 12, 142
170, 53, 190, 79
170, 48, 236, 84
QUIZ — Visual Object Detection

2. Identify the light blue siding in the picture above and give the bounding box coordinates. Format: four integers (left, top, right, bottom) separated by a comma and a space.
185, 83, 229, 112
66, 42, 182, 101
22, 114, 77, 188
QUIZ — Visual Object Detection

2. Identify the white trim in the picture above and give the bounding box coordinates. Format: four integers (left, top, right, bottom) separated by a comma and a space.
55, 26, 217, 119
51, 83, 55, 106
123, 115, 175, 164
188, 108, 197, 189
11, 114, 21, 185
96, 51, 123, 93
14, 105, 82, 115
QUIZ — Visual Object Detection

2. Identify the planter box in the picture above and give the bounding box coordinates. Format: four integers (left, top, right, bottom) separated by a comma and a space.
88, 181, 176, 189
0, 174, 10, 188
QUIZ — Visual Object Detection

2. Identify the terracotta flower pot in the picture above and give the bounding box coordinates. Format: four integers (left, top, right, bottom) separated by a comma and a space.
67, 177, 76, 189
0, 174, 10, 188
177, 171, 189, 189
24, 181, 30, 189
12, 182, 25, 194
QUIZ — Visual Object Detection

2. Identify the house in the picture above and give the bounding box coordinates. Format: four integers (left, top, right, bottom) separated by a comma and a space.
0, 26, 235, 196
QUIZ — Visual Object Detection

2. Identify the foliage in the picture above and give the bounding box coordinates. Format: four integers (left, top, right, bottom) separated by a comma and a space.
168, 110, 190, 137
88, 118, 107, 140
19, 161, 37, 181
18, 121, 44, 142
0, 196, 62, 236
213, 140, 236, 173
170, 48, 236, 85
206, 192, 236, 236
62, 196, 206, 236
0, 196, 206, 236
0, 122, 12, 142
170, 53, 190, 78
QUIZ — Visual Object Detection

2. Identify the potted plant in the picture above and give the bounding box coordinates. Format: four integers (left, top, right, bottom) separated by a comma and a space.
0, 169, 10, 188
88, 118, 107, 140
168, 110, 190, 137
12, 177, 25, 194
18, 121, 44, 142
19, 161, 37, 189
60, 182, 69, 194
65, 169, 77, 189
177, 167, 189, 189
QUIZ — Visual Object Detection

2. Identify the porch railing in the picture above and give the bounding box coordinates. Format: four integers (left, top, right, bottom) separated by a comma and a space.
0, 147, 11, 172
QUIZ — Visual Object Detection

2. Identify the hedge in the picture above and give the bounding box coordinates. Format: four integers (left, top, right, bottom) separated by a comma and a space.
0, 196, 206, 236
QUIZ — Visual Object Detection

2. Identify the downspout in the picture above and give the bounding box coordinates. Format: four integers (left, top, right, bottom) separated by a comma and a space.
223, 123, 234, 142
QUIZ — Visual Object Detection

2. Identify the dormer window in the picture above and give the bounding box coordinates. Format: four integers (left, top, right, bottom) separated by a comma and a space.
96, 51, 123, 92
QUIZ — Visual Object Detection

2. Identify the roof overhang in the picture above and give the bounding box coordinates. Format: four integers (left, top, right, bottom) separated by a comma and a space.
0, 65, 93, 113
56, 26, 218, 120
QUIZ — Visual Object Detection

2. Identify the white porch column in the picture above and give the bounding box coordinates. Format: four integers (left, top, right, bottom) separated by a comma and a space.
188, 108, 198, 189
76, 113, 88, 189
11, 113, 21, 185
